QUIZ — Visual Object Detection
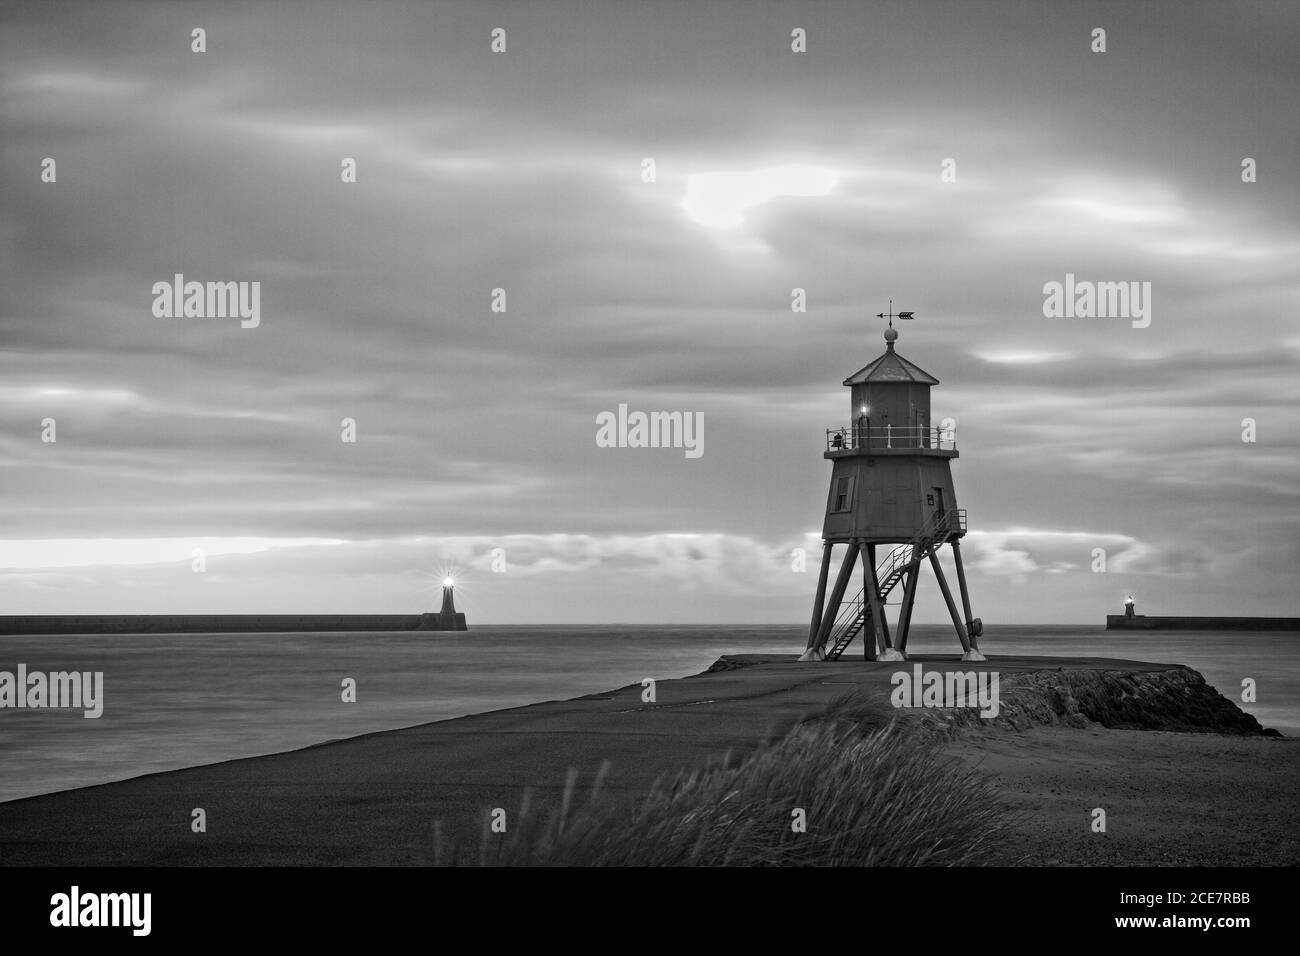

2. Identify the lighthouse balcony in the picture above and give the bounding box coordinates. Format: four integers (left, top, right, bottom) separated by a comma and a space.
824, 425, 958, 458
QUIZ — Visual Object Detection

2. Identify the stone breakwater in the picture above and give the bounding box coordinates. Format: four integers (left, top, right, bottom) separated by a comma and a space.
702, 656, 1277, 737
944, 666, 1276, 735
0, 613, 466, 634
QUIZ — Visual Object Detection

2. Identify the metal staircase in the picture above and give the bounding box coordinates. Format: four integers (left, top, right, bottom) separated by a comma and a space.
823, 509, 965, 660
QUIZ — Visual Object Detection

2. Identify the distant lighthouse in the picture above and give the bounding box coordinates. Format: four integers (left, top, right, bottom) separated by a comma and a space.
420, 577, 468, 631
801, 311, 983, 662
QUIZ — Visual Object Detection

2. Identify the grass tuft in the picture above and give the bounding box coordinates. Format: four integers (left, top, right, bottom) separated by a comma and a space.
437, 711, 1019, 866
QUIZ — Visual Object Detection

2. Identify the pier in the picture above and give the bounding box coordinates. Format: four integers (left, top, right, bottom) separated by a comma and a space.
0, 613, 466, 635
1106, 615, 1300, 631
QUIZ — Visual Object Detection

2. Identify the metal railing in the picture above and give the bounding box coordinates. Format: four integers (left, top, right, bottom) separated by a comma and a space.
825, 424, 956, 452
874, 509, 967, 589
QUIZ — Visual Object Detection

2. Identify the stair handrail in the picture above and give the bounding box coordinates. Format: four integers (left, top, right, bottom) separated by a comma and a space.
877, 510, 945, 584
829, 587, 864, 634
822, 509, 965, 655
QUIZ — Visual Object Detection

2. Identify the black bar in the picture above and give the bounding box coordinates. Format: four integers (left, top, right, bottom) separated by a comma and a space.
0, 866, 1285, 944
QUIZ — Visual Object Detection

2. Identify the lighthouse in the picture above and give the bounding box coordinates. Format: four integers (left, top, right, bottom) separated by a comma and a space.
419, 577, 467, 631
801, 313, 983, 662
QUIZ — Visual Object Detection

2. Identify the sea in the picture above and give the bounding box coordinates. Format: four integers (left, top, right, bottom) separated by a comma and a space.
1, 624, 1296, 803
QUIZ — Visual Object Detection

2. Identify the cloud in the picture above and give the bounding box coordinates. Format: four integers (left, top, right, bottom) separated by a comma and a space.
0, 537, 346, 570
682, 164, 839, 231
961, 530, 1160, 577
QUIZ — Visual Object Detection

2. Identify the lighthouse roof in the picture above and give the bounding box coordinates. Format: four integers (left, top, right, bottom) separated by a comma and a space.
842, 347, 939, 386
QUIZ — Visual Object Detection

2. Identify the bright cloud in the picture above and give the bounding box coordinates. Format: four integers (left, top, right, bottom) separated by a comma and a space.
682, 164, 838, 229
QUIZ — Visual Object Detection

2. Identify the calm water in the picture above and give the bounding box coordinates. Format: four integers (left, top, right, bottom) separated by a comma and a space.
1, 624, 1295, 803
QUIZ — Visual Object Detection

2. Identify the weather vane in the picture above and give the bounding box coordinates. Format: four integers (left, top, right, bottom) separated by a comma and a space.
876, 300, 914, 328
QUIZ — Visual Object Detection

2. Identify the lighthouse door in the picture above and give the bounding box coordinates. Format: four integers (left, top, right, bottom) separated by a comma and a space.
931, 487, 945, 529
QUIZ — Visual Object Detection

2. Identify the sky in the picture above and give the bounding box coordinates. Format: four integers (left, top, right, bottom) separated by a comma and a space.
1, 0, 1297, 625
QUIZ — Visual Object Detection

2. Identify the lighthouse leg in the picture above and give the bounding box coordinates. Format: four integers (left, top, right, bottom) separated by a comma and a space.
861, 546, 877, 662
805, 542, 834, 651
950, 540, 981, 654
927, 549, 974, 657
896, 566, 920, 654
803, 543, 859, 660
865, 547, 901, 661
867, 545, 895, 650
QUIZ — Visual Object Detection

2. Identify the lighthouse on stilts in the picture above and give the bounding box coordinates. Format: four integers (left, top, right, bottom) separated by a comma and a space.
801, 307, 983, 662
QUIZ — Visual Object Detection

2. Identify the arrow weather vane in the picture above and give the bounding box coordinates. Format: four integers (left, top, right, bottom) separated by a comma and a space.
876, 299, 915, 329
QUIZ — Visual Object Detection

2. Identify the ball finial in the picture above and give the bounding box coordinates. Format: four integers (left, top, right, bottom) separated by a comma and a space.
884, 327, 898, 349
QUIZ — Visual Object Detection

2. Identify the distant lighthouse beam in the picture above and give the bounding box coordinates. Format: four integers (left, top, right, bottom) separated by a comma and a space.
418, 575, 468, 630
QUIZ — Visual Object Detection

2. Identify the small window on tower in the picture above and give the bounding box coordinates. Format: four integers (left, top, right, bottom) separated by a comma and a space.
833, 476, 854, 513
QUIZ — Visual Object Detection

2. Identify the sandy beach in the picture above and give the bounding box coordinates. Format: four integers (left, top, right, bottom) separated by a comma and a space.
0, 653, 1294, 866
945, 725, 1296, 866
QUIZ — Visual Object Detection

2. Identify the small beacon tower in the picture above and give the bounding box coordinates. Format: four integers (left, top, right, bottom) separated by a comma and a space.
801, 311, 983, 662
420, 577, 467, 631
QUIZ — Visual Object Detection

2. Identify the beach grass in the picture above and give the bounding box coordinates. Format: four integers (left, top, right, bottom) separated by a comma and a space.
438, 705, 1020, 866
